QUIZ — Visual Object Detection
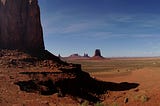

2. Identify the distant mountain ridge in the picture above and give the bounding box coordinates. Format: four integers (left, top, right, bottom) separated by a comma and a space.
65, 49, 105, 60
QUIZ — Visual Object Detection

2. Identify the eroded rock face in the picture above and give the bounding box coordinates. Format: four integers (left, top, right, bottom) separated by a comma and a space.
0, 0, 44, 52
94, 49, 102, 57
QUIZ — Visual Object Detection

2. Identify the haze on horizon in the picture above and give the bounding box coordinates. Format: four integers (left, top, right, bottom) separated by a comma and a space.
39, 0, 160, 57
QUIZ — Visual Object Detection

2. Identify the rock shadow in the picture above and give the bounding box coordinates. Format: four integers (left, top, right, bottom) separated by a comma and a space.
15, 71, 139, 103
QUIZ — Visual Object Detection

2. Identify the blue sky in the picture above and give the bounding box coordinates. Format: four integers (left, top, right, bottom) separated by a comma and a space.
39, 0, 160, 57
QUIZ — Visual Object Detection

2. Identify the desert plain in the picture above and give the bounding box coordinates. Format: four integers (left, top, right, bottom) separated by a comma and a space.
67, 57, 160, 106
0, 0, 160, 106
0, 51, 160, 106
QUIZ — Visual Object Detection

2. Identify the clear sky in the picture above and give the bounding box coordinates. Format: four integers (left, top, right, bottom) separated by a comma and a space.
38, 0, 160, 57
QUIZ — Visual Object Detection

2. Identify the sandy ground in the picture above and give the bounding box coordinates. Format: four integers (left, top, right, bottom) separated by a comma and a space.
1, 67, 160, 106
91, 67, 160, 106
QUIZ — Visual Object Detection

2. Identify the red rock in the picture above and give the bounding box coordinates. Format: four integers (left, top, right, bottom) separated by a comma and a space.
92, 49, 104, 59
0, 0, 44, 52
94, 49, 102, 57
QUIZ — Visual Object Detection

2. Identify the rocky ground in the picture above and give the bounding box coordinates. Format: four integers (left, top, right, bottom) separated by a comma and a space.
0, 50, 137, 106
3, 50, 158, 106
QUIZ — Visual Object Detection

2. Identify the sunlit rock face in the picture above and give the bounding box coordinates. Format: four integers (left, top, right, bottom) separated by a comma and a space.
0, 0, 45, 52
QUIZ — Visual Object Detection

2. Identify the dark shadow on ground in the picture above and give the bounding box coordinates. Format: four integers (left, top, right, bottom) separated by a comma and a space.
15, 71, 139, 103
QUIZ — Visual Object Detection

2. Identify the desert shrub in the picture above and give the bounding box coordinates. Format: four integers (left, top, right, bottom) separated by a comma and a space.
140, 95, 148, 103
134, 94, 149, 103
134, 95, 140, 101
111, 102, 118, 106
80, 100, 89, 106
94, 102, 104, 106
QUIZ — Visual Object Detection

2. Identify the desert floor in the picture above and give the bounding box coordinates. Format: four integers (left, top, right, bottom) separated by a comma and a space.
1, 57, 160, 106
68, 57, 160, 106
91, 67, 160, 106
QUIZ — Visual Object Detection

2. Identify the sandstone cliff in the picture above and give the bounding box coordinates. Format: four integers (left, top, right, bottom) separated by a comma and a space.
0, 0, 44, 52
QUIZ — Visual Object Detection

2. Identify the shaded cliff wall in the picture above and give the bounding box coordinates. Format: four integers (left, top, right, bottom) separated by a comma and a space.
0, 0, 45, 52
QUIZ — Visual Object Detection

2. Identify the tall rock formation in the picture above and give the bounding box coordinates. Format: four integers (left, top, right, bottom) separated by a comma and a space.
94, 49, 102, 57
0, 0, 44, 52
92, 49, 104, 59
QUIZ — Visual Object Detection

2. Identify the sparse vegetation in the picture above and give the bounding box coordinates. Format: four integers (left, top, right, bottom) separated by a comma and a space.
67, 58, 160, 73
140, 95, 149, 103
80, 101, 104, 106
111, 102, 118, 106
94, 102, 104, 106
134, 94, 149, 103
80, 100, 89, 106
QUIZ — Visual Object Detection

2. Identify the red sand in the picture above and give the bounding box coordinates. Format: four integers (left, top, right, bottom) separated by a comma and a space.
92, 67, 160, 106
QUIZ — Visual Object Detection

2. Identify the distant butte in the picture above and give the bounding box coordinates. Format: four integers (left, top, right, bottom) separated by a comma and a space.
91, 49, 104, 59
66, 49, 105, 60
